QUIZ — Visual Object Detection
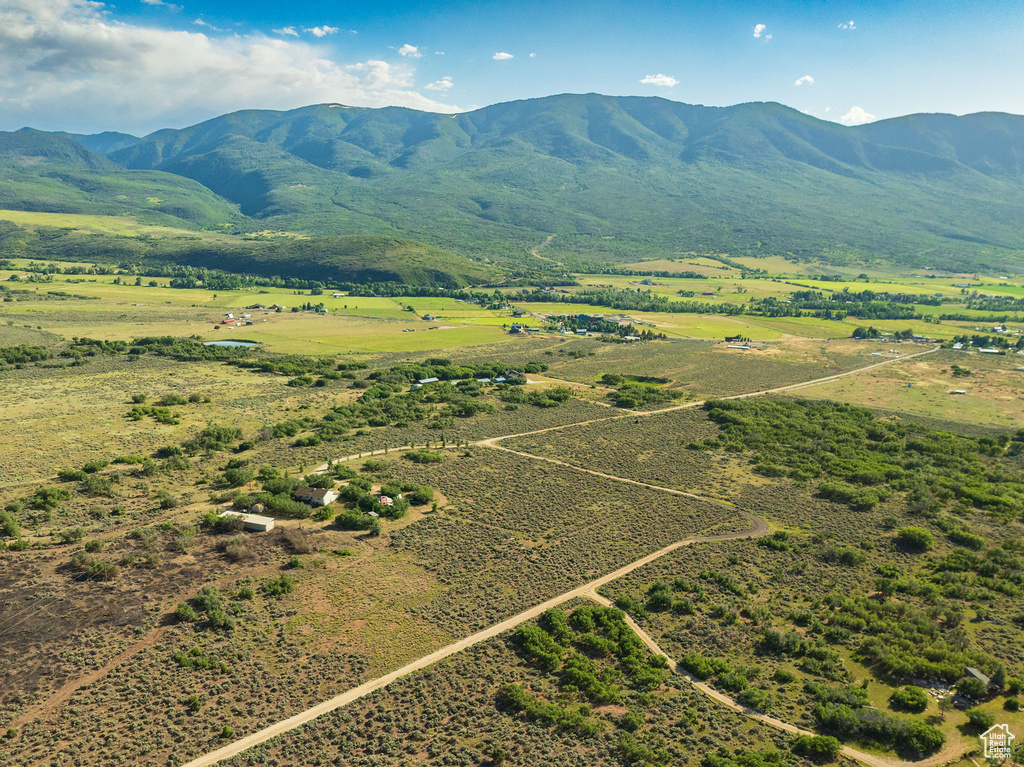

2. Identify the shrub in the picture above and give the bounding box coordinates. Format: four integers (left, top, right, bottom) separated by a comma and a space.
0, 511, 19, 538
59, 527, 85, 544
737, 687, 773, 712
793, 735, 843, 761
404, 449, 446, 464
361, 457, 391, 473
773, 669, 795, 684
29, 486, 71, 511
219, 535, 253, 561
896, 527, 934, 552
156, 490, 179, 509
222, 467, 255, 487
332, 465, 358, 480
263, 574, 296, 597
958, 676, 989, 699
889, 686, 929, 713
967, 709, 995, 731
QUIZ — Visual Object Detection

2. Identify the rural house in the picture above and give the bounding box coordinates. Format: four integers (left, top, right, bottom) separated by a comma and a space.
294, 486, 339, 507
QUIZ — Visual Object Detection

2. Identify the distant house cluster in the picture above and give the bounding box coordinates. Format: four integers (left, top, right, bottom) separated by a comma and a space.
411, 370, 526, 390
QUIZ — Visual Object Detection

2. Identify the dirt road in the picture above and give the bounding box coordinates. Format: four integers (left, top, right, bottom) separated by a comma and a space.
181, 511, 766, 767
584, 590, 964, 767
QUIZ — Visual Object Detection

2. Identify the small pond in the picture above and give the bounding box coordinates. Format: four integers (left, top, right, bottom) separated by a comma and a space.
203, 340, 258, 348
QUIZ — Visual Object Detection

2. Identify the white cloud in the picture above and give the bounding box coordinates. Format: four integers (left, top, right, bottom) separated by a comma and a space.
492, 51, 514, 60
424, 76, 453, 92
529, 52, 536, 58
272, 25, 298, 36
142, 0, 180, 8
305, 25, 339, 38
753, 23, 766, 38
398, 43, 421, 58
434, 50, 444, 55
840, 106, 876, 126
0, 0, 458, 134
640, 73, 678, 87
795, 75, 814, 86
838, 20, 856, 30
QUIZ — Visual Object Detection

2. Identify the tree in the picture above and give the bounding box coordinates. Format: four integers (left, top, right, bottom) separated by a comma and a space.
991, 664, 1007, 691
0, 511, 19, 538
937, 695, 953, 720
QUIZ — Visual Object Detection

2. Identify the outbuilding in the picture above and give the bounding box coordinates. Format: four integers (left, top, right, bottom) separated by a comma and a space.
965, 667, 992, 687
218, 511, 275, 532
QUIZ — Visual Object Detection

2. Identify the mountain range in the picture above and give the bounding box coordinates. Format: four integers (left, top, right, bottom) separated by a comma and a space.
4, 93, 1024, 273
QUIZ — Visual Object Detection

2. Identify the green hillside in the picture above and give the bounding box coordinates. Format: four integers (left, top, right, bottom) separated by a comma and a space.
0, 131, 243, 230
99, 95, 1024, 271
0, 218, 493, 288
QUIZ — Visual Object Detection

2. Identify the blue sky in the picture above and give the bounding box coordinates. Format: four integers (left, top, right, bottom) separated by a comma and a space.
1, 0, 1021, 134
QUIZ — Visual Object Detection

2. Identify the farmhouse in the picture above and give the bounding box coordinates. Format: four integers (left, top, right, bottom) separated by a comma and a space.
422, 314, 436, 321
418, 377, 440, 384
218, 511, 275, 532
294, 486, 339, 506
